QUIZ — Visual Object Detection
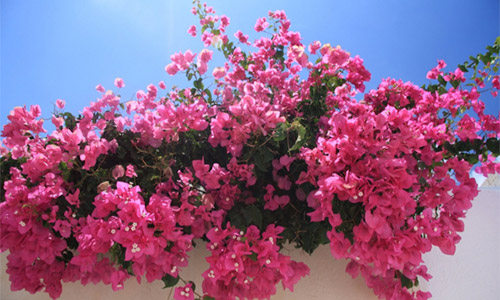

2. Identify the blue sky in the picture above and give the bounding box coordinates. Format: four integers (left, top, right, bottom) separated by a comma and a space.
1, 0, 499, 131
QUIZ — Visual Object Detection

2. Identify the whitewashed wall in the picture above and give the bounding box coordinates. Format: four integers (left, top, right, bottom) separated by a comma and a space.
1, 185, 498, 300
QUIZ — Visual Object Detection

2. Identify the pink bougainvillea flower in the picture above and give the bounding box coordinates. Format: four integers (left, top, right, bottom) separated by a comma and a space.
308, 41, 321, 54
165, 63, 179, 76
197, 49, 213, 75
187, 25, 197, 37
219, 15, 230, 28
174, 283, 195, 300
51, 115, 64, 128
0, 3, 498, 300
55, 99, 65, 109
66, 189, 81, 207
212, 67, 226, 79
96, 84, 106, 92
125, 165, 137, 178
114, 78, 125, 88
197, 62, 208, 75
492, 75, 500, 89
234, 30, 250, 44
112, 165, 125, 180
254, 17, 269, 32
426, 59, 446, 79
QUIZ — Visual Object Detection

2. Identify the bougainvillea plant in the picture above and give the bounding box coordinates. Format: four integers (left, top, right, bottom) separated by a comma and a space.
1, 2, 499, 300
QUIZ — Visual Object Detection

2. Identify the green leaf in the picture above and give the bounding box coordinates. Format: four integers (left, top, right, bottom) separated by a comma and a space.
437, 86, 447, 95
479, 53, 491, 65
253, 152, 268, 172
458, 64, 468, 72
471, 139, 482, 152
248, 252, 258, 261
228, 209, 245, 229
261, 147, 273, 164
463, 153, 479, 164
273, 122, 288, 142
161, 274, 180, 289
415, 206, 425, 215
437, 75, 447, 86
204, 88, 212, 102
450, 80, 460, 89
455, 140, 468, 152
59, 161, 71, 181
254, 147, 274, 172
194, 78, 204, 90
203, 296, 216, 300
469, 55, 479, 65
62, 112, 77, 131
400, 274, 414, 289
289, 123, 306, 152
243, 205, 263, 228
486, 138, 499, 156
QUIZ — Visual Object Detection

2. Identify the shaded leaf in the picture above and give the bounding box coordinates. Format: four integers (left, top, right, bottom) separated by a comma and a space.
486, 138, 499, 156
161, 274, 180, 289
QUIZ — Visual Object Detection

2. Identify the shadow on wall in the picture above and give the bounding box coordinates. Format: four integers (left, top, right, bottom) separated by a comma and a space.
1, 185, 498, 300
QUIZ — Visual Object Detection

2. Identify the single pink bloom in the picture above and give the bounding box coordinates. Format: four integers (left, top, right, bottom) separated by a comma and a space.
158, 81, 166, 89
234, 30, 249, 44
112, 165, 125, 179
187, 25, 197, 37
492, 75, 500, 89
136, 90, 146, 99
165, 63, 179, 75
184, 50, 196, 64
174, 283, 194, 300
66, 189, 80, 207
53, 220, 72, 238
192, 159, 210, 179
125, 165, 137, 177
51, 115, 64, 127
96, 84, 106, 92
254, 17, 269, 32
220, 15, 230, 27
308, 41, 321, 54
0, 145, 7, 156
201, 31, 214, 47
110, 268, 129, 291
198, 49, 213, 64
438, 59, 447, 69
56, 99, 66, 109
114, 78, 125, 88
198, 62, 208, 75
279, 155, 295, 171
212, 67, 226, 79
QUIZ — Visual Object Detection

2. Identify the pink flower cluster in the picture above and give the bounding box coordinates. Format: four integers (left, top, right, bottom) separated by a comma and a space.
1, 2, 499, 300
300, 95, 480, 299
202, 224, 309, 300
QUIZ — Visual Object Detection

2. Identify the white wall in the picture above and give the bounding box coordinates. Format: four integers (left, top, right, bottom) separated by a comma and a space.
1, 187, 498, 300
420, 188, 500, 299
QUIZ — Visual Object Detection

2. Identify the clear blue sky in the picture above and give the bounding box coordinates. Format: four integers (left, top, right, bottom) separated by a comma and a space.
1, 0, 499, 131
